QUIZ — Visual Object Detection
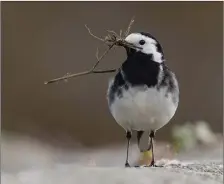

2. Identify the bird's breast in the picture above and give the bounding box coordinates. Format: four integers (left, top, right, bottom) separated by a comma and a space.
107, 84, 178, 131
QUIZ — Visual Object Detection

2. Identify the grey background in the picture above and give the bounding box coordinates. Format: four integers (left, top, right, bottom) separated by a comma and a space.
2, 2, 223, 147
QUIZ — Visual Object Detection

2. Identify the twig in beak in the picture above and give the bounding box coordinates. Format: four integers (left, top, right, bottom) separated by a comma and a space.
45, 17, 136, 85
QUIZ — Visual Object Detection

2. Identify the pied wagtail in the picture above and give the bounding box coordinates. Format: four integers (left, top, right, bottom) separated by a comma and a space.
107, 32, 179, 167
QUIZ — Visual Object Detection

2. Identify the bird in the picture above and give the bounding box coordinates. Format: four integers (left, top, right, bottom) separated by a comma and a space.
107, 32, 179, 167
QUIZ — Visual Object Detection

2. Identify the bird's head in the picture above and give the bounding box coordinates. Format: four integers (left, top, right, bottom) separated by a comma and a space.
121, 32, 164, 63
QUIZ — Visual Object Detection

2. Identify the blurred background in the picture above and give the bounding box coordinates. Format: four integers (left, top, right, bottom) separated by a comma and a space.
2, 1, 223, 170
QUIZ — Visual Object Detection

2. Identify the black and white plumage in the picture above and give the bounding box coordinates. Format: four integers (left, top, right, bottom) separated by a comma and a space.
107, 32, 179, 167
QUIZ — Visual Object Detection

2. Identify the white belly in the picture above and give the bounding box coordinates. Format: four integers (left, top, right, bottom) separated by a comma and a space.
109, 85, 178, 131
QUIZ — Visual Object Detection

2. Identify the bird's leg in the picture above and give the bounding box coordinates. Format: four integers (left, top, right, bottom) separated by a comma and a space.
143, 131, 162, 168
125, 131, 132, 167
149, 130, 155, 167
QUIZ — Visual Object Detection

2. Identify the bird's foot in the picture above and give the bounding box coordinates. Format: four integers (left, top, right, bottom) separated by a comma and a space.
125, 162, 131, 167
149, 160, 155, 167
143, 160, 163, 168
145, 165, 162, 168
135, 160, 163, 168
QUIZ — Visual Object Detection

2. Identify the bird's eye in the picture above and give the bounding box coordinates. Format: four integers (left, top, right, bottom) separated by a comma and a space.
139, 40, 145, 45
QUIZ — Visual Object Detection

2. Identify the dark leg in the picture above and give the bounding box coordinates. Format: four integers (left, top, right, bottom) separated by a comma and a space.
125, 131, 132, 167
149, 131, 155, 166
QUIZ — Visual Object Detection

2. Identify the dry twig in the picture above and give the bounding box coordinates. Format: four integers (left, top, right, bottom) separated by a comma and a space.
44, 17, 135, 85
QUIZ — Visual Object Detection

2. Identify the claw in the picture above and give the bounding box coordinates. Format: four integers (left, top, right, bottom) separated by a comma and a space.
143, 161, 163, 168
150, 160, 155, 167
125, 162, 131, 167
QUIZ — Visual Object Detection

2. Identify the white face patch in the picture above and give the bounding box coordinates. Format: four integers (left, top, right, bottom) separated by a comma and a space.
125, 33, 163, 63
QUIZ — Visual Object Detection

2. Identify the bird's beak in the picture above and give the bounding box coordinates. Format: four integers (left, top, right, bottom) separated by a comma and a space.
116, 40, 141, 55
116, 39, 142, 50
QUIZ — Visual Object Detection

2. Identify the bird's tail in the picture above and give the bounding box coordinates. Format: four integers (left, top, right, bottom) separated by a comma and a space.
137, 131, 152, 165
137, 131, 151, 152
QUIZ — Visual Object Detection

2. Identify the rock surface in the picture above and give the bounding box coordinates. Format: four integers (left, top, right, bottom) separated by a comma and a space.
2, 134, 223, 184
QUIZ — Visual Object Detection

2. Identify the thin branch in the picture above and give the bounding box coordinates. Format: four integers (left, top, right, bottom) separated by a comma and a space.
44, 71, 90, 84
119, 29, 123, 38
124, 16, 135, 37
45, 17, 135, 85
95, 47, 99, 61
107, 30, 120, 39
85, 24, 105, 42
92, 69, 117, 73
90, 43, 114, 70
44, 44, 115, 84
44, 68, 116, 84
